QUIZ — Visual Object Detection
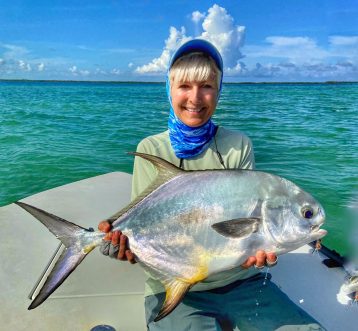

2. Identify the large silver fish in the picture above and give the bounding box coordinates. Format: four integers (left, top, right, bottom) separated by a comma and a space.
16, 152, 327, 321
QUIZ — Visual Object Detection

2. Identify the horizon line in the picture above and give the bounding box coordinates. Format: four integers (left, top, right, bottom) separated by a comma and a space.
0, 78, 357, 84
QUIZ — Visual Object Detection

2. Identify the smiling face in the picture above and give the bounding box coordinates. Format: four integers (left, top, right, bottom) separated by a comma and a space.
168, 51, 221, 128
170, 78, 218, 127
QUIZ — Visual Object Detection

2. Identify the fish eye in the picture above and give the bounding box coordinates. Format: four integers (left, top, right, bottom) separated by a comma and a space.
301, 206, 314, 219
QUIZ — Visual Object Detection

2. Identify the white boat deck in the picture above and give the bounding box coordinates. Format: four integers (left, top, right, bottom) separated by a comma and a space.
0, 172, 146, 331
1, 172, 357, 331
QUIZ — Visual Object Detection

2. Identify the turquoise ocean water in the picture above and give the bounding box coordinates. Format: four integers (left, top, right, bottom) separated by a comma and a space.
1, 81, 357, 254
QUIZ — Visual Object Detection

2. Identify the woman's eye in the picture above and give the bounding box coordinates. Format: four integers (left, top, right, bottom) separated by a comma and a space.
178, 83, 190, 88
301, 206, 314, 219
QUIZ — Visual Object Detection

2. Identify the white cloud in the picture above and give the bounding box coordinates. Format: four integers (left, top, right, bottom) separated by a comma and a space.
200, 4, 245, 68
37, 63, 45, 71
191, 11, 205, 24
135, 26, 189, 74
95, 68, 107, 75
80, 69, 90, 76
111, 68, 121, 75
135, 4, 245, 74
1, 43, 29, 59
18, 60, 31, 71
329, 36, 358, 46
68, 65, 89, 76
328, 36, 358, 63
0, 58, 4, 65
128, 62, 134, 68
245, 36, 329, 64
226, 61, 248, 75
265, 36, 316, 47
240, 34, 358, 80
230, 61, 358, 80
69, 65, 77, 73
265, 36, 328, 61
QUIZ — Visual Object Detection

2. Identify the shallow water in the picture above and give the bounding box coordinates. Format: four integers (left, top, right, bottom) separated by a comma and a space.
1, 81, 357, 254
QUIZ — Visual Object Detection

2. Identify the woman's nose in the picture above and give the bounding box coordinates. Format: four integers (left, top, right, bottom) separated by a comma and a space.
188, 86, 201, 104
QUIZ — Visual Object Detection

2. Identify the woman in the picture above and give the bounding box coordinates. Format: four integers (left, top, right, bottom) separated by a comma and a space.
99, 39, 324, 330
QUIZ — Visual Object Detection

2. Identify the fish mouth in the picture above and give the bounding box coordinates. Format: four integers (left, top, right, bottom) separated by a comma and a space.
311, 208, 327, 238
310, 225, 327, 239
310, 224, 324, 232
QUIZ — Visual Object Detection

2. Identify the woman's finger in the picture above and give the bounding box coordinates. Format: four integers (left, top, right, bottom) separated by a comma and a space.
254, 250, 266, 269
125, 250, 137, 264
111, 230, 121, 246
98, 221, 112, 233
265, 252, 278, 267
241, 256, 256, 269
104, 232, 112, 241
117, 234, 128, 260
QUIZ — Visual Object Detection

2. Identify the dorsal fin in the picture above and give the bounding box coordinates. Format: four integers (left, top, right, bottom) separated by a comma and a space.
107, 152, 184, 225
130, 152, 183, 182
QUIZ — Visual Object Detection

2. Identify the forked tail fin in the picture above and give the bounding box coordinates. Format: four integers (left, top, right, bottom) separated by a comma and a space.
15, 201, 102, 309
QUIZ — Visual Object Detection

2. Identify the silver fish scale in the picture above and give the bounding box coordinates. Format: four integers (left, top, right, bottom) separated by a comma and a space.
114, 170, 296, 279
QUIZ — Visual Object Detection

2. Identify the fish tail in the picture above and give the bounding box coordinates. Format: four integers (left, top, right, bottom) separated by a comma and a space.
15, 201, 102, 310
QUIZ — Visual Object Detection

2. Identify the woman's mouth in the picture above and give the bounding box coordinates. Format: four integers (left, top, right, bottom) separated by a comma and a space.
184, 107, 203, 113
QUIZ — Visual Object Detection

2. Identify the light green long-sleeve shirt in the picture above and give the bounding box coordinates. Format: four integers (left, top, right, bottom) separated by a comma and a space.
131, 127, 259, 296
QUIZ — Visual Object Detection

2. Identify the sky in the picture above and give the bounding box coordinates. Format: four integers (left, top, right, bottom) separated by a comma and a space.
0, 0, 357, 82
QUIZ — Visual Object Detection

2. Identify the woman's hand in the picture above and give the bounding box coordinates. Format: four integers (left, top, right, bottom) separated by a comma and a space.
98, 221, 137, 264
241, 250, 277, 269
98, 221, 276, 268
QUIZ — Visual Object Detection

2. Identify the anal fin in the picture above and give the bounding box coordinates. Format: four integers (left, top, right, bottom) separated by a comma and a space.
154, 279, 192, 322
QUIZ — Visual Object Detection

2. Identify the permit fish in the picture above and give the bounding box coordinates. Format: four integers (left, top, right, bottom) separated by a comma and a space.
16, 152, 327, 321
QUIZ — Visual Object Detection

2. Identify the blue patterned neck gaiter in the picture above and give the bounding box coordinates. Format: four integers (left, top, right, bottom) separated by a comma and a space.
166, 76, 221, 159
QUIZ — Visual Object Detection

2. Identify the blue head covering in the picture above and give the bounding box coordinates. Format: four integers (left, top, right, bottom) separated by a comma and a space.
167, 39, 223, 159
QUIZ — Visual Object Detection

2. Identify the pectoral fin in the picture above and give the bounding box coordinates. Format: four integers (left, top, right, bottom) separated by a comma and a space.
211, 217, 261, 238
155, 279, 192, 322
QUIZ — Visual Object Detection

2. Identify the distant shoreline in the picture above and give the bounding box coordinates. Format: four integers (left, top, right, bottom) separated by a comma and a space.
0, 79, 357, 85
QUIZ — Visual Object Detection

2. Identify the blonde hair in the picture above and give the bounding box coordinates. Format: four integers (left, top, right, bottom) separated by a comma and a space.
169, 52, 222, 89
